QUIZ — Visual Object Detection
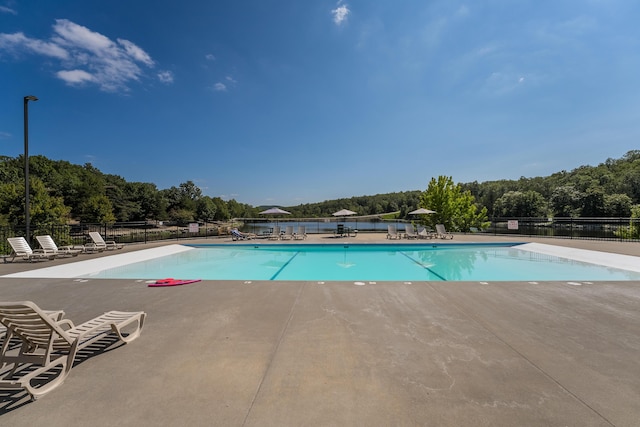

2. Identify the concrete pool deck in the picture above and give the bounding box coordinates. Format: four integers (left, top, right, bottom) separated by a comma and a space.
1, 233, 639, 426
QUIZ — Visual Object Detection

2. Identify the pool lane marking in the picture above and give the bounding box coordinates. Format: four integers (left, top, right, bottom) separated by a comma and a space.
269, 251, 301, 280
399, 251, 447, 281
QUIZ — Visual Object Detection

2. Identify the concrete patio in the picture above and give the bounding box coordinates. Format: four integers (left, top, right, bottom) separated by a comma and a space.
1, 233, 639, 426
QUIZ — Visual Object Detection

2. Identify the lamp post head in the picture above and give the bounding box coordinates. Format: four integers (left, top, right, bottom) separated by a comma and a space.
24, 95, 38, 102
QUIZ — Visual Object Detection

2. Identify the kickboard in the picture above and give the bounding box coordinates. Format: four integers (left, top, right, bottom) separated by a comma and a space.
148, 278, 202, 287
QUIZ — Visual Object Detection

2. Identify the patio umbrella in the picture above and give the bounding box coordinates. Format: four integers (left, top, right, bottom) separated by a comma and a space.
259, 207, 291, 229
408, 208, 436, 215
408, 207, 436, 231
332, 209, 357, 217
332, 209, 357, 236
260, 207, 291, 215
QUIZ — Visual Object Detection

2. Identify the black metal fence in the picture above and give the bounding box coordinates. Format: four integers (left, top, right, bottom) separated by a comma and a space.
2, 217, 639, 255
0, 221, 232, 255
486, 217, 640, 241
240, 216, 640, 241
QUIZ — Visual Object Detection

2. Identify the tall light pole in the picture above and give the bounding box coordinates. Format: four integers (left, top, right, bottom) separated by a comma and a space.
24, 95, 38, 242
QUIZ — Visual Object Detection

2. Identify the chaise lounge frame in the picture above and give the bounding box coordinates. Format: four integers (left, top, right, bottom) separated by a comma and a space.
0, 301, 145, 400
35, 235, 82, 258
4, 237, 55, 263
88, 231, 124, 251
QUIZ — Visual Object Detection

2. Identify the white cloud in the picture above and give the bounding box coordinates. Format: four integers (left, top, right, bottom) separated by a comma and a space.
0, 131, 11, 139
211, 76, 236, 92
56, 69, 95, 85
205, 53, 216, 61
0, 18, 166, 92
331, 2, 350, 26
0, 32, 69, 59
52, 19, 113, 53
158, 70, 174, 83
0, 5, 17, 14
118, 38, 154, 66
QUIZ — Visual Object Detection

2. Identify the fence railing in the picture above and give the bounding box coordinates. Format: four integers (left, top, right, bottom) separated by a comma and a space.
240, 216, 640, 241
486, 217, 640, 241
0, 221, 234, 255
2, 217, 638, 255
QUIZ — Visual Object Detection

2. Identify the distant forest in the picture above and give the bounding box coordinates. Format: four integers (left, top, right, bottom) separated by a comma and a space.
1, 150, 639, 226
284, 150, 640, 219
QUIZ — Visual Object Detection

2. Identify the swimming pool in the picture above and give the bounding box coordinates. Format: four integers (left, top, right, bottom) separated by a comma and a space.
78, 243, 640, 282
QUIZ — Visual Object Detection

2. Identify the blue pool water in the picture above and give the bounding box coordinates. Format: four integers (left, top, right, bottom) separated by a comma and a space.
85, 243, 640, 281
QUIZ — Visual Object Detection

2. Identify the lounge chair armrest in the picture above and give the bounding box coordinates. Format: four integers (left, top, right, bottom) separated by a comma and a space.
57, 318, 75, 330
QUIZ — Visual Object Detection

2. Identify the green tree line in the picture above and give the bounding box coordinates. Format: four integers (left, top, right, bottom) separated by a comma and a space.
0, 155, 258, 226
462, 150, 640, 218
282, 151, 640, 220
2, 150, 639, 230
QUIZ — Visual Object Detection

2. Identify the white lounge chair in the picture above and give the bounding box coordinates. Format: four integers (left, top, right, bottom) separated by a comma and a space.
231, 228, 254, 241
293, 225, 307, 240
386, 224, 400, 240
35, 235, 82, 257
268, 226, 281, 240
404, 224, 418, 239
0, 301, 145, 400
435, 224, 454, 239
88, 232, 124, 251
4, 237, 55, 263
0, 309, 65, 352
418, 227, 434, 239
281, 226, 294, 240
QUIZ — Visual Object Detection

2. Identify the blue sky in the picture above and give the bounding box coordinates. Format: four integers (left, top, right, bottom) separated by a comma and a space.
2, 1, 640, 206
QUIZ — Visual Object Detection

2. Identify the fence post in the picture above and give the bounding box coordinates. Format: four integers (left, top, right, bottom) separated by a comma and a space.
570, 218, 573, 239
